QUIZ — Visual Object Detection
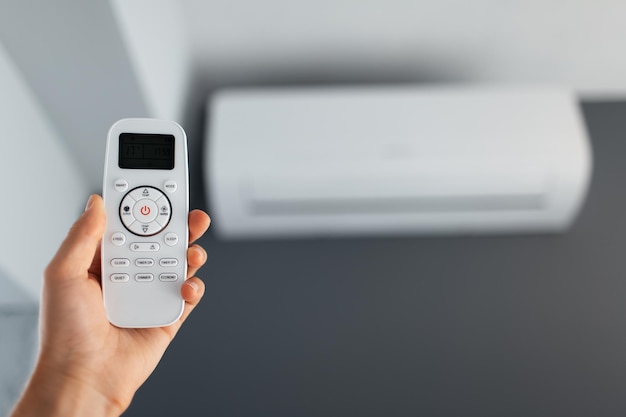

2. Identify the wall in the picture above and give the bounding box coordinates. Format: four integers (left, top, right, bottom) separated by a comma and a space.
0, 1, 149, 191
0, 40, 88, 302
0, 39, 87, 414
111, 0, 192, 123
0, 268, 37, 417
4, 1, 626, 195
181, 0, 626, 97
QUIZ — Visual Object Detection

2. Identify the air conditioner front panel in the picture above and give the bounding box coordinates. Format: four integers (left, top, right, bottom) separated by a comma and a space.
207, 86, 592, 238
245, 166, 548, 216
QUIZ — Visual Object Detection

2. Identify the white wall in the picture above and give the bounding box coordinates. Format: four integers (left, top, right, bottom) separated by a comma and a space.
181, 0, 626, 97
0, 41, 88, 302
111, 0, 192, 123
0, 1, 149, 191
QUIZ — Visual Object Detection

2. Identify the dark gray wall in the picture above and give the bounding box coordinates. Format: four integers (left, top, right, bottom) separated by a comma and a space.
121, 101, 626, 416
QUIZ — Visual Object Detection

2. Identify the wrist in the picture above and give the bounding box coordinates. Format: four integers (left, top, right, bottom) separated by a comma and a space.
11, 361, 126, 417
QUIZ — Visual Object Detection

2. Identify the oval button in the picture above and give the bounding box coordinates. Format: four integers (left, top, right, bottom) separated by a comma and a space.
110, 274, 129, 282
135, 273, 154, 282
135, 258, 155, 267
159, 258, 179, 267
159, 273, 178, 282
111, 258, 130, 267
130, 242, 160, 252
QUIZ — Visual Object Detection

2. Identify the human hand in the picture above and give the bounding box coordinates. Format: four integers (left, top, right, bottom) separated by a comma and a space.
11, 194, 211, 417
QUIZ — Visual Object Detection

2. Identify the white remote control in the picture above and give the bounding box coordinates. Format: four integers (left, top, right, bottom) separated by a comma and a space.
102, 118, 189, 328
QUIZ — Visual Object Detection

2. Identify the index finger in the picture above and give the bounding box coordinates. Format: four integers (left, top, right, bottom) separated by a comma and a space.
188, 210, 211, 243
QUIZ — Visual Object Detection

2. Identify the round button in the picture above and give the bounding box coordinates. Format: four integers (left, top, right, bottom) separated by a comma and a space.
119, 186, 172, 236
114, 179, 129, 192
111, 232, 126, 246
164, 180, 177, 193
164, 233, 179, 246
132, 199, 158, 223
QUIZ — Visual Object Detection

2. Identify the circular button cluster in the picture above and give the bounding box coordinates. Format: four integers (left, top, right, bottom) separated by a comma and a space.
120, 186, 172, 236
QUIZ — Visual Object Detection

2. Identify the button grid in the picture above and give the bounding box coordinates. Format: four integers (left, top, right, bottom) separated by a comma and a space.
110, 185, 180, 284
109, 239, 181, 284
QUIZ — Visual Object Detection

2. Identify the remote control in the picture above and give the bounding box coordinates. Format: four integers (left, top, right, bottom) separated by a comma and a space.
102, 118, 189, 328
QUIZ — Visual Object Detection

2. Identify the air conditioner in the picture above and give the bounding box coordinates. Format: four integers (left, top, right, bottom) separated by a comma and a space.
206, 86, 592, 238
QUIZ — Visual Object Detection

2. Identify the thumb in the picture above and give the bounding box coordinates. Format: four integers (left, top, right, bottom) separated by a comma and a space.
45, 194, 106, 282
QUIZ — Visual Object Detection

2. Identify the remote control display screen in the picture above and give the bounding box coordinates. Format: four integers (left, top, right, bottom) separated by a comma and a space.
119, 133, 175, 170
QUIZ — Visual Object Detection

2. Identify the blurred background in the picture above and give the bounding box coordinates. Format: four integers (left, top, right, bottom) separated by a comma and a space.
1, 1, 626, 416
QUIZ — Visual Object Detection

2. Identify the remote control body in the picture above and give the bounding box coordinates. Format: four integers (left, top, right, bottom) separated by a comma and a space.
102, 118, 189, 328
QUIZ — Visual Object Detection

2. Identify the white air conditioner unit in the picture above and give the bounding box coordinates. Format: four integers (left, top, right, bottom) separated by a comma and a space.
206, 86, 592, 238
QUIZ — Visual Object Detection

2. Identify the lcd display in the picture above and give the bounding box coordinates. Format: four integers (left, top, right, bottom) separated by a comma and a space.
119, 133, 175, 169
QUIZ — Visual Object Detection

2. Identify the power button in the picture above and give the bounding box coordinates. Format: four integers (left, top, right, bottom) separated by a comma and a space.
132, 199, 158, 223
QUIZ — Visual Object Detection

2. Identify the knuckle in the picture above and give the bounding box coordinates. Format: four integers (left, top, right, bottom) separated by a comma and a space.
44, 261, 62, 281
